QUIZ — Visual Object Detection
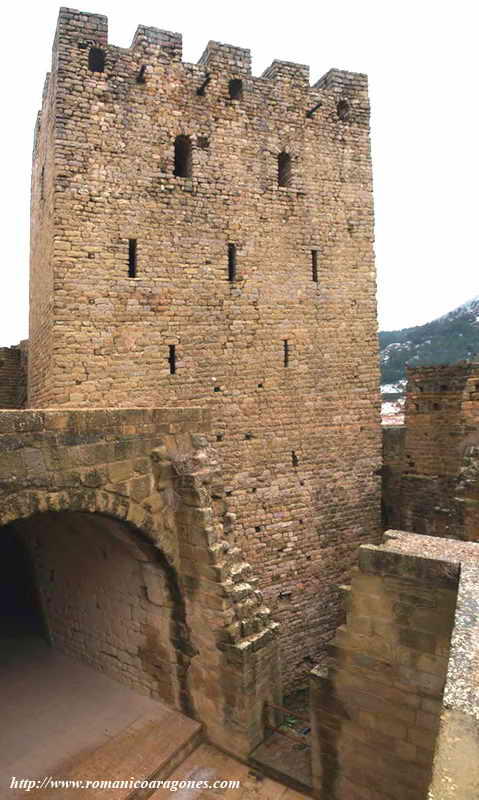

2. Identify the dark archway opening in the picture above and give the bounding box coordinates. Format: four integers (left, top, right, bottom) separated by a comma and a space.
0, 511, 199, 789
0, 528, 45, 639
0, 511, 191, 710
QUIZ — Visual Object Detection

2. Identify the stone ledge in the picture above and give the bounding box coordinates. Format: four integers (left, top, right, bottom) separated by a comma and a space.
0, 407, 211, 435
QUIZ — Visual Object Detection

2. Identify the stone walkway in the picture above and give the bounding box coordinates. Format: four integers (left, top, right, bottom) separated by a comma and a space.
0, 635, 181, 797
1, 635, 310, 799
150, 743, 309, 799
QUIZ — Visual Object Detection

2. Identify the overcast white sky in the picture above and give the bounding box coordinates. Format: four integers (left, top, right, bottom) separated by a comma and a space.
1, 0, 477, 345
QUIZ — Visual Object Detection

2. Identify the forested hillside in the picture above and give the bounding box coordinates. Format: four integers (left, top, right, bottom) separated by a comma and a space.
380, 296, 479, 386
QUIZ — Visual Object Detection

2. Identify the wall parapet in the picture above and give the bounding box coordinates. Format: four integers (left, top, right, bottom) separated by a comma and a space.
311, 531, 479, 800
310, 530, 479, 800
53, 7, 367, 95
382, 532, 479, 800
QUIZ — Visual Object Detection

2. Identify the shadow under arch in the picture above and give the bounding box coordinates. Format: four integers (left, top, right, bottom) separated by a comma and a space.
0, 493, 197, 719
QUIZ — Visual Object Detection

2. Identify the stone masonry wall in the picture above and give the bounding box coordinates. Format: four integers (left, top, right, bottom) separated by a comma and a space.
0, 407, 281, 758
404, 364, 479, 477
310, 532, 458, 800
29, 65, 55, 405
382, 425, 404, 530
428, 538, 479, 800
0, 346, 22, 408
28, 7, 381, 686
16, 340, 28, 408
382, 363, 479, 542
15, 511, 182, 704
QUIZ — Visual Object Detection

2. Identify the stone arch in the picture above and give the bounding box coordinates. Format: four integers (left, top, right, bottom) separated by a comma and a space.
0, 414, 282, 756
0, 486, 180, 563
0, 488, 148, 538
0, 492, 196, 716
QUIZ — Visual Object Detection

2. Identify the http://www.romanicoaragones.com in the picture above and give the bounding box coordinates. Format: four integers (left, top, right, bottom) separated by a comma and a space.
9, 776, 242, 793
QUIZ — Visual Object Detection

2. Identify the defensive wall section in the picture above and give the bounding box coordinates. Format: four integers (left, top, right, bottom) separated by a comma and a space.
0, 343, 27, 409
309, 531, 479, 800
24, 7, 382, 685
383, 363, 479, 542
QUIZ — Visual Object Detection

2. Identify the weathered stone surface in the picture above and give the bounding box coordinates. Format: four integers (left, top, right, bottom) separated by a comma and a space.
0, 408, 280, 758
0, 343, 27, 409
383, 362, 479, 542
23, 7, 381, 685
310, 530, 479, 800
310, 531, 460, 799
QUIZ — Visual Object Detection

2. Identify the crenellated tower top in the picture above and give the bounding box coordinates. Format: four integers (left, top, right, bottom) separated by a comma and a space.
52, 7, 367, 95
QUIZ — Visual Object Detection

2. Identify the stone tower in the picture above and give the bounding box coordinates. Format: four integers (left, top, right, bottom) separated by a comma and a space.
30, 7, 381, 685
384, 362, 479, 542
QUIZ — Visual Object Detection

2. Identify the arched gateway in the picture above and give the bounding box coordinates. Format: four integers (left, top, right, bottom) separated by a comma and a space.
2, 510, 194, 714
0, 408, 281, 758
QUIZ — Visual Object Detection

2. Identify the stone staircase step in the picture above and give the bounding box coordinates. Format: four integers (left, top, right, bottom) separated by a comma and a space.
38, 708, 202, 800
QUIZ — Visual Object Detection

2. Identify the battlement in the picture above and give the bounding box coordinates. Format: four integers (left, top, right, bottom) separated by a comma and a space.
56, 6, 108, 47
198, 40, 251, 74
314, 67, 368, 92
131, 26, 183, 61
52, 7, 367, 94
407, 362, 479, 395
261, 60, 309, 84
